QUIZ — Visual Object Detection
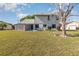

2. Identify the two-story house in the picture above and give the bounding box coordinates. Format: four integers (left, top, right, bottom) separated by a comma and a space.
15, 13, 59, 31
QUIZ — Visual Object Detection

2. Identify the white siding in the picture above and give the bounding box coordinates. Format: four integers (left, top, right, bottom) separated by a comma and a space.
35, 15, 59, 29
35, 16, 47, 24
39, 24, 43, 29
65, 22, 79, 30
66, 25, 76, 30
15, 24, 26, 31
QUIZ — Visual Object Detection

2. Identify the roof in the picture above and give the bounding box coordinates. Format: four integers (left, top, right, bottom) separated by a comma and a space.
15, 23, 30, 25
0, 21, 12, 25
33, 13, 55, 16
65, 21, 79, 26
20, 19, 34, 24
67, 21, 79, 24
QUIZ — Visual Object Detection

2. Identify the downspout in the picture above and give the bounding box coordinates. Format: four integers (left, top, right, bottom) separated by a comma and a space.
33, 16, 35, 30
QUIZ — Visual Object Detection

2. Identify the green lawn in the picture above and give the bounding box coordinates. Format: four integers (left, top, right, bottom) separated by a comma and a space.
0, 30, 79, 56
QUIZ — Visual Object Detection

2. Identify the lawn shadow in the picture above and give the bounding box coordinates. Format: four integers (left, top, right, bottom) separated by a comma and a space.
67, 34, 79, 37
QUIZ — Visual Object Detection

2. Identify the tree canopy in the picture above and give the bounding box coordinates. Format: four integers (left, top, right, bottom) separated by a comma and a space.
20, 15, 35, 21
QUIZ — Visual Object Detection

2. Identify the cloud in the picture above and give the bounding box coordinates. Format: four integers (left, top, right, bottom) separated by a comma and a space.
48, 8, 52, 12
16, 12, 28, 19
71, 10, 79, 15
48, 7, 59, 14
48, 9, 58, 14
52, 9, 59, 13
18, 3, 31, 8
0, 3, 17, 12
5, 4, 17, 12
0, 3, 31, 12
20, 3, 28, 6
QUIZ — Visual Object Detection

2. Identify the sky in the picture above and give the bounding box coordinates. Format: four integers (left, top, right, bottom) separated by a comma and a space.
0, 3, 79, 24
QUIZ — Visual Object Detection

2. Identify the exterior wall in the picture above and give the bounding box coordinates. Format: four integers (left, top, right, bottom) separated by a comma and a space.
25, 24, 33, 30
39, 24, 43, 29
67, 22, 79, 28
60, 22, 79, 30
66, 22, 79, 30
49, 15, 59, 27
15, 24, 26, 31
15, 24, 33, 31
4, 25, 13, 30
66, 25, 76, 30
34, 15, 59, 29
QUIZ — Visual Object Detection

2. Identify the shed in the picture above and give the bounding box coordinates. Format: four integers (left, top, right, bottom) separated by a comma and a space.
15, 23, 33, 31
15, 19, 34, 31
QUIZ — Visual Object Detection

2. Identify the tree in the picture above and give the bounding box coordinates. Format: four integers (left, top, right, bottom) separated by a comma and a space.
56, 3, 74, 37
0, 23, 7, 30
20, 15, 34, 21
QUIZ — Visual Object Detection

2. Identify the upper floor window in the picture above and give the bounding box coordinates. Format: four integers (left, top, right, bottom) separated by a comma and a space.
56, 16, 59, 20
48, 16, 50, 21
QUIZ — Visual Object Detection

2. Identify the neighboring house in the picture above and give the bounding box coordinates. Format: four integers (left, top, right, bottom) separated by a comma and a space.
15, 13, 59, 31
65, 21, 79, 30
60, 21, 79, 30
4, 23, 13, 30
0, 21, 13, 30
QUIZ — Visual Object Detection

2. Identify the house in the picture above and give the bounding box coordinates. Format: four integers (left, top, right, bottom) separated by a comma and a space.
0, 21, 13, 30
15, 13, 59, 31
65, 21, 79, 30
4, 23, 14, 30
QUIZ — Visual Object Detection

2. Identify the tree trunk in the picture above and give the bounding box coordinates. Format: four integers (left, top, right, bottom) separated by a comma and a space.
61, 20, 67, 37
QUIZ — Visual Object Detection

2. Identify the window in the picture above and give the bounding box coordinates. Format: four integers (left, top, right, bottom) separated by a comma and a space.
48, 16, 50, 21
56, 18, 59, 20
56, 16, 59, 20
35, 24, 39, 28
48, 26, 51, 30
43, 24, 46, 27
52, 24, 56, 28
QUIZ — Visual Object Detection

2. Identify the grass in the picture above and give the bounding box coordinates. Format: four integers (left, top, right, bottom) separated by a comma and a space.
0, 30, 79, 55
